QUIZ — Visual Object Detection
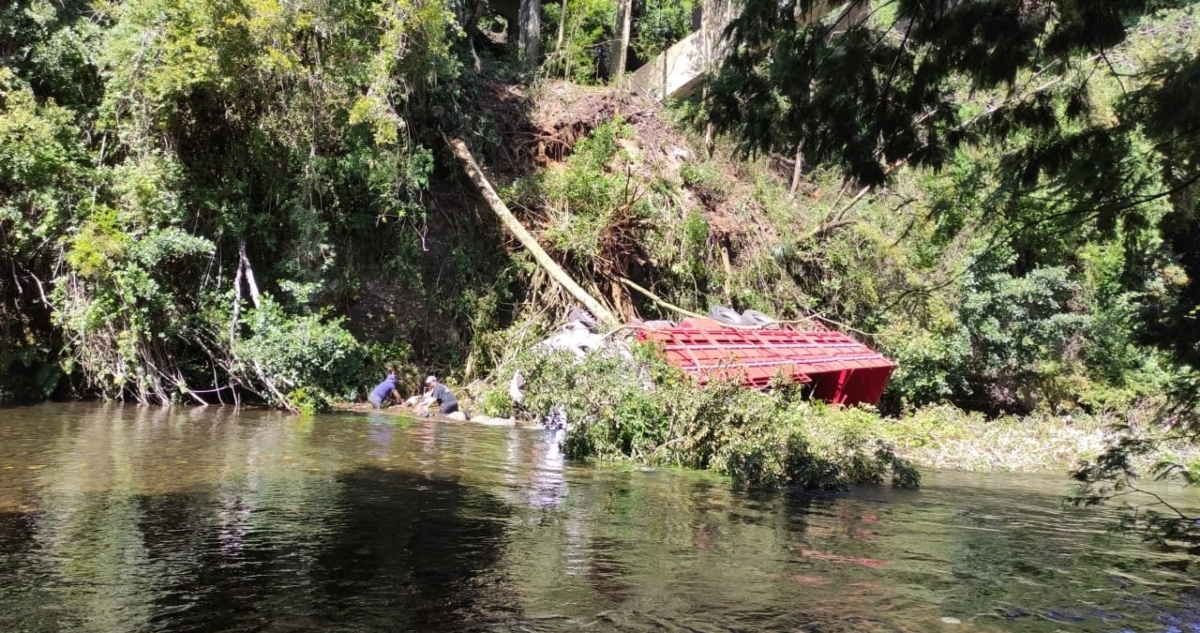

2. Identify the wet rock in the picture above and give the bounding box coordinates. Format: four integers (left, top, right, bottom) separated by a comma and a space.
470, 415, 516, 427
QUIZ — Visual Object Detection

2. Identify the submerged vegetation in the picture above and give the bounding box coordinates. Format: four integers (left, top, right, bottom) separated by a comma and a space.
1, 0, 1198, 509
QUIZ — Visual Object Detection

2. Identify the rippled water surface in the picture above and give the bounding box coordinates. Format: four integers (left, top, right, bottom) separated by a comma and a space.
1, 403, 1198, 633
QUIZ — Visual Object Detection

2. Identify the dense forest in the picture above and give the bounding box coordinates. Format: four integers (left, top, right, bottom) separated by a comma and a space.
2, 0, 1198, 495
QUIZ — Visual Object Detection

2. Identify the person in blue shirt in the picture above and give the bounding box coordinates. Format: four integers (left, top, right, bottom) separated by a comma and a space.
368, 372, 402, 409
420, 375, 459, 415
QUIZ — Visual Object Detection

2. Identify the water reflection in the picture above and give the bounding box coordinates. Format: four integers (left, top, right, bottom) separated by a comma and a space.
0, 403, 1197, 633
0, 405, 518, 633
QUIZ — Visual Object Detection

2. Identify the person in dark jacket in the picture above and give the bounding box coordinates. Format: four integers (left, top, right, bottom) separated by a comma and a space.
368, 372, 401, 409
421, 375, 459, 415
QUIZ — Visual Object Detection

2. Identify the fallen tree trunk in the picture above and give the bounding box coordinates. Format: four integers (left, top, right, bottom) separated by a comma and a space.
449, 137, 619, 328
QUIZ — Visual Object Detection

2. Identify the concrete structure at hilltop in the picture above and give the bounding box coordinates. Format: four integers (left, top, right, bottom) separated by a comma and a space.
628, 0, 869, 101
477, 0, 868, 101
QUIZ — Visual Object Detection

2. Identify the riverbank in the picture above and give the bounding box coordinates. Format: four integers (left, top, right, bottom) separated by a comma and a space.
333, 357, 1191, 488
867, 404, 1196, 475
452, 351, 1195, 487
338, 393, 1191, 477
333, 401, 525, 427
383, 351, 1100, 489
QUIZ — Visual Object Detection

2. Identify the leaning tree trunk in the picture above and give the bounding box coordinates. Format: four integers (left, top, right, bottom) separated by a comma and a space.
789, 142, 804, 197
448, 138, 620, 328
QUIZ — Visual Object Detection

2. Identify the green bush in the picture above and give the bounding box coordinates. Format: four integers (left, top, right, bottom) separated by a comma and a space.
500, 341, 920, 490
510, 120, 656, 270
286, 386, 331, 416
232, 297, 365, 408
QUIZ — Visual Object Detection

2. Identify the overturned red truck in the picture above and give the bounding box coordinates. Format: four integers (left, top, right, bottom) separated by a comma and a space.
633, 313, 896, 407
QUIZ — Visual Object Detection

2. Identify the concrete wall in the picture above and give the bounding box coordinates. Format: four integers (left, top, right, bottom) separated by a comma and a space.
627, 0, 869, 102
628, 0, 734, 100
628, 30, 708, 100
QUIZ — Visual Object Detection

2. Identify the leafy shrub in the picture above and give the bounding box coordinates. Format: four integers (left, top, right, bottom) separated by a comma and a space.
957, 264, 1091, 413
495, 341, 920, 490
233, 297, 365, 409
510, 120, 655, 274
474, 384, 518, 418
0, 349, 63, 403
286, 386, 331, 416
880, 323, 972, 413
678, 161, 725, 196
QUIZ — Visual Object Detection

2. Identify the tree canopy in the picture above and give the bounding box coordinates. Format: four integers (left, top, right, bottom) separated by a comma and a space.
707, 0, 1199, 378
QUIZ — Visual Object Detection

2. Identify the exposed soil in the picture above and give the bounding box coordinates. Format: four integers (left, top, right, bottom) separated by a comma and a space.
485, 80, 750, 242
482, 80, 686, 171
528, 82, 682, 164
339, 77, 822, 380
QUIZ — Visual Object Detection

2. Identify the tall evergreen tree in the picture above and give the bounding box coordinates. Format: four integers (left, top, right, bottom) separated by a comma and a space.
706, 0, 1200, 544
707, 0, 1198, 374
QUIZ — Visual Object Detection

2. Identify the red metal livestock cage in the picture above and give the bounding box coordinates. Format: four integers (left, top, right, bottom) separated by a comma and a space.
635, 317, 896, 407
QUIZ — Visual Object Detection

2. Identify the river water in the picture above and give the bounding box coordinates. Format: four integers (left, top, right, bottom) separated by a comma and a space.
1, 403, 1197, 633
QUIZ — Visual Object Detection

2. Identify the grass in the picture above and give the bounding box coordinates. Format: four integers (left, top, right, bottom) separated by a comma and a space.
873, 404, 1199, 474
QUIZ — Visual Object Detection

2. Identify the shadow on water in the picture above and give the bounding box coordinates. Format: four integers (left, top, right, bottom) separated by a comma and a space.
310, 466, 516, 632
0, 464, 518, 633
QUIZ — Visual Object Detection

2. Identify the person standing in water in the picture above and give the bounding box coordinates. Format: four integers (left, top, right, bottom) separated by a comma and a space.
368, 372, 402, 409
421, 375, 459, 415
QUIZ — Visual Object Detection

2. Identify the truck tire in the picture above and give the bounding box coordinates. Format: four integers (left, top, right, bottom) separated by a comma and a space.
708, 306, 747, 326
741, 309, 778, 328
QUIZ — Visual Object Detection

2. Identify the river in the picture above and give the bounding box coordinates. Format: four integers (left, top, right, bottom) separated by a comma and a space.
1, 403, 1197, 633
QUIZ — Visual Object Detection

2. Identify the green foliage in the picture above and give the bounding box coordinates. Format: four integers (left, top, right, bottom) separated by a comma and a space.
473, 383, 516, 418
630, 0, 695, 61
542, 0, 617, 83
706, 0, 1199, 385
957, 262, 1091, 413
0, 347, 63, 402
49, 151, 217, 401
233, 297, 365, 408
0, 69, 94, 388
511, 120, 653, 266
285, 386, 331, 415
1, 0, 105, 112
882, 325, 972, 411
678, 161, 724, 196
0, 70, 91, 283
490, 343, 919, 490
1, 0, 475, 405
